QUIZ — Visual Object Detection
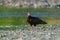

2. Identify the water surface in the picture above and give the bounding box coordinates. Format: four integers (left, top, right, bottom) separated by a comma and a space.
0, 12, 60, 18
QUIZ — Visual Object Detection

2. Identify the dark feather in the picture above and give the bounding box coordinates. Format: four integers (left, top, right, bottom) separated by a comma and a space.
27, 13, 47, 26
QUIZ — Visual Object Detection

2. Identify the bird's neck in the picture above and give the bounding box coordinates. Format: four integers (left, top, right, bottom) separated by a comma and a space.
28, 16, 32, 19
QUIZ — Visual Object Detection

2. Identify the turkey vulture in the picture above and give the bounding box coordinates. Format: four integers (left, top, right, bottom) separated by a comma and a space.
27, 12, 47, 26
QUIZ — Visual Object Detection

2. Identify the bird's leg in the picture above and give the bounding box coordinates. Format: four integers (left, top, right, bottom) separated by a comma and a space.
34, 24, 36, 26
29, 24, 32, 30
30, 24, 32, 27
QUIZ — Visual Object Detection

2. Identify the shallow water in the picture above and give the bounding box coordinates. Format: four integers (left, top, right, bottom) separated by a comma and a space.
0, 12, 60, 18
0, 12, 60, 40
0, 25, 60, 40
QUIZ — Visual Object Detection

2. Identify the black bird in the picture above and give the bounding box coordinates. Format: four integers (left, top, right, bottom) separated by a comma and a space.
27, 12, 47, 26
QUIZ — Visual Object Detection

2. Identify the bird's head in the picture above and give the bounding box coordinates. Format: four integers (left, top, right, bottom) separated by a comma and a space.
27, 12, 31, 16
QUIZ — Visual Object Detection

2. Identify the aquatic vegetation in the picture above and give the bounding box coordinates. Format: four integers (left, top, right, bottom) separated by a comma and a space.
0, 7, 60, 13
0, 24, 60, 30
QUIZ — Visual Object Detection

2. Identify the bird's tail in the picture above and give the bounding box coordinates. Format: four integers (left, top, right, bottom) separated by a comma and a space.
41, 21, 47, 24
